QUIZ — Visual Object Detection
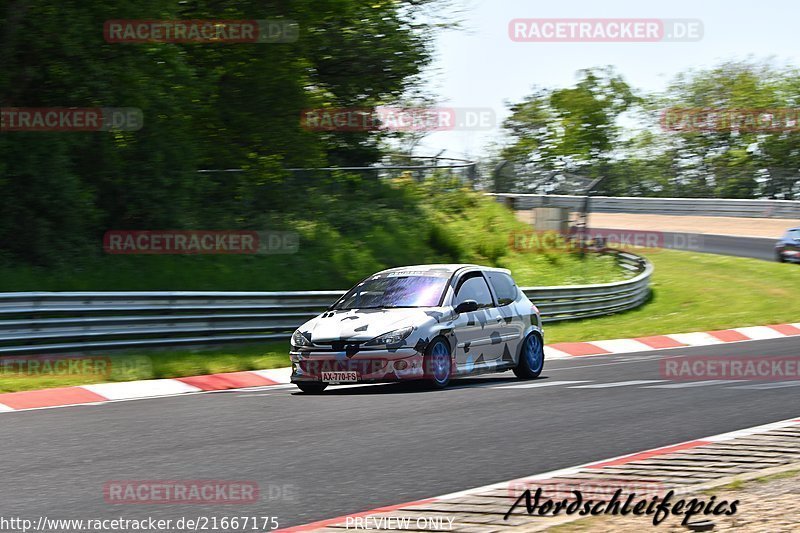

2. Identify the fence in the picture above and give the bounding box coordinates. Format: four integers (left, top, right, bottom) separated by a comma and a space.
199, 156, 480, 187
491, 193, 800, 219
0, 252, 650, 355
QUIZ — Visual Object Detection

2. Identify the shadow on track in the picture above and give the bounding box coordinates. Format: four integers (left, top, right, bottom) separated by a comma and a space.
290, 375, 556, 396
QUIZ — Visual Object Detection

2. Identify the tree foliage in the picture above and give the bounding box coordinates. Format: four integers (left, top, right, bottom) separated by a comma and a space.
498, 61, 800, 199
0, 0, 442, 264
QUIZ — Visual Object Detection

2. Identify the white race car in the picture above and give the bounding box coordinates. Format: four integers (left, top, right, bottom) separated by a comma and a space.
290, 264, 544, 393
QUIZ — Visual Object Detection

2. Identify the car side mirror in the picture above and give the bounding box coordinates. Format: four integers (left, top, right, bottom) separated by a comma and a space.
454, 300, 479, 314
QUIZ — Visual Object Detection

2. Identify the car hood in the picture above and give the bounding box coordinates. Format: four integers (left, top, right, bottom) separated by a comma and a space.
301, 308, 444, 343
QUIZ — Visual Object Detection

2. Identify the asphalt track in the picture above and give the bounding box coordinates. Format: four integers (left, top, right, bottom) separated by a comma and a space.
2, 337, 800, 528
593, 228, 777, 261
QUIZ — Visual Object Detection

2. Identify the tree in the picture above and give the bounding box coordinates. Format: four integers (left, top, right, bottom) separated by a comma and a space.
498, 67, 637, 192
0, 0, 447, 264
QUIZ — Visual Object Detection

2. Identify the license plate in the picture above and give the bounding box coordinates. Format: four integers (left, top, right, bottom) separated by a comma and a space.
321, 371, 358, 383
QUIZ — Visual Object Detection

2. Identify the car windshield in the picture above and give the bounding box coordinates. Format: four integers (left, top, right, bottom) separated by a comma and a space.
786, 229, 800, 240
334, 274, 449, 309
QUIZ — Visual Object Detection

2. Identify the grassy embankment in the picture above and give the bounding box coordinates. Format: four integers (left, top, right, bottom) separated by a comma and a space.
0, 180, 621, 392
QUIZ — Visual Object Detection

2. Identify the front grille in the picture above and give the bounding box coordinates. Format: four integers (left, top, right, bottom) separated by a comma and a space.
331, 341, 361, 352
313, 341, 364, 355
300, 359, 387, 374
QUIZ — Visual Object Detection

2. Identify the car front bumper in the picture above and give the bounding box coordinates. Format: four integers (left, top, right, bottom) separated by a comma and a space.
289, 347, 426, 382
779, 248, 800, 262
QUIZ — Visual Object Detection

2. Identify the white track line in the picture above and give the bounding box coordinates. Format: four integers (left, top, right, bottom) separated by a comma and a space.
642, 380, 747, 388
568, 380, 667, 388
494, 380, 591, 389
730, 381, 800, 390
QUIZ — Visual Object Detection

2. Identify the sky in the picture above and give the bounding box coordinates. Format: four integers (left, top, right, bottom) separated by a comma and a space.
413, 0, 800, 160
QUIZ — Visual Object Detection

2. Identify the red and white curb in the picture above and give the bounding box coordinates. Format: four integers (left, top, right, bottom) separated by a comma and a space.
545, 322, 800, 359
1, 321, 798, 413
278, 415, 800, 532
0, 368, 292, 413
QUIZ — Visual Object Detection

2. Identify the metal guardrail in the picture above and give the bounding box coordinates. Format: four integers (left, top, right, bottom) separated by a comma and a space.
0, 253, 651, 355
491, 193, 800, 219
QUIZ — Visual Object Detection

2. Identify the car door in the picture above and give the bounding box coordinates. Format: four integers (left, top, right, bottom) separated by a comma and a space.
450, 272, 503, 371
484, 270, 526, 364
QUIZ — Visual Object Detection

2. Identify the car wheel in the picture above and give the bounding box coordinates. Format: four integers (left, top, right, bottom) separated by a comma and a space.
424, 337, 452, 389
514, 332, 544, 379
777, 250, 786, 263
296, 382, 328, 394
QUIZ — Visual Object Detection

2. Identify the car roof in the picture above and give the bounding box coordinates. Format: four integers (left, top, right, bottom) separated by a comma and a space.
375, 264, 511, 276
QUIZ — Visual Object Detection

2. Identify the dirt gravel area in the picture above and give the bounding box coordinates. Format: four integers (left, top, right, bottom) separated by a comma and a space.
515, 211, 800, 238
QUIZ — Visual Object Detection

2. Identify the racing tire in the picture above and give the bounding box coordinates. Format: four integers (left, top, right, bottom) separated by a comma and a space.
776, 250, 786, 263
296, 382, 328, 394
423, 337, 453, 389
513, 332, 544, 379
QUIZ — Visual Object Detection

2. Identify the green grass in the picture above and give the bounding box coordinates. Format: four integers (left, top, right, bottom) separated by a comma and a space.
705, 468, 800, 494
545, 248, 800, 343
0, 181, 621, 291
718, 479, 746, 491
754, 468, 800, 484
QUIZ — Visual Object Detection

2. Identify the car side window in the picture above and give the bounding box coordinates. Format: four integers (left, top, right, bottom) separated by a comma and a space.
454, 275, 494, 308
485, 272, 519, 306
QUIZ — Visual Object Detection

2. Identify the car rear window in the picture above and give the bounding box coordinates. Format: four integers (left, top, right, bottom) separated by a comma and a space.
485, 272, 519, 306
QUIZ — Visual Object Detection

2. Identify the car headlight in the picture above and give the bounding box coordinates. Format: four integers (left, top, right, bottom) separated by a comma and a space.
291, 330, 312, 347
364, 326, 414, 346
